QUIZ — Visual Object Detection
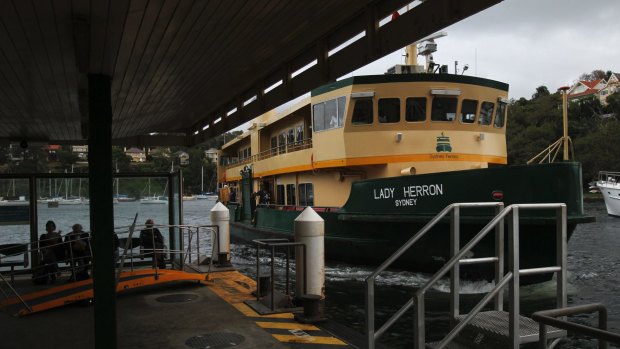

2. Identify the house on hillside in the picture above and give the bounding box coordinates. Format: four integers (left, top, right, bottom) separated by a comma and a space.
567, 79, 605, 103
125, 147, 146, 162
72, 145, 88, 161
599, 73, 620, 105
205, 148, 218, 164
568, 73, 620, 106
175, 151, 189, 166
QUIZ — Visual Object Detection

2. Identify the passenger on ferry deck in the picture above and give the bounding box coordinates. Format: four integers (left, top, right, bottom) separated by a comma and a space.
229, 188, 237, 203
220, 185, 230, 205
64, 223, 91, 281
139, 219, 166, 269
36, 220, 63, 284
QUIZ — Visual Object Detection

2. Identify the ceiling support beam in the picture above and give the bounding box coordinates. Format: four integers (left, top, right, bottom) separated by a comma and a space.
87, 74, 117, 349
191, 0, 501, 145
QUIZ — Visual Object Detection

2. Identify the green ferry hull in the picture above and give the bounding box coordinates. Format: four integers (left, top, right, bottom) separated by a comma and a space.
229, 162, 593, 283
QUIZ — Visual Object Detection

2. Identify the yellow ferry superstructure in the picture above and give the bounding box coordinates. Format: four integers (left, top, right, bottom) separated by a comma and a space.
218, 73, 509, 208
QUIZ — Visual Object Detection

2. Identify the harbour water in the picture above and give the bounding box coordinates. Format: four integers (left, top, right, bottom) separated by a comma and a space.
1, 199, 618, 348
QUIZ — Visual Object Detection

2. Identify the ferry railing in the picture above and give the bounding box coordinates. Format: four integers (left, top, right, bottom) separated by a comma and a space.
223, 138, 313, 170
252, 238, 307, 312
365, 203, 568, 349
532, 303, 620, 349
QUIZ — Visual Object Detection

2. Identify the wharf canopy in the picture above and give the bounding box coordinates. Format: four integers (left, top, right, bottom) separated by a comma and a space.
0, 0, 502, 146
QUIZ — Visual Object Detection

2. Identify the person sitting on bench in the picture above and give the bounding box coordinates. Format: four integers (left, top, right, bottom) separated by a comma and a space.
139, 219, 166, 269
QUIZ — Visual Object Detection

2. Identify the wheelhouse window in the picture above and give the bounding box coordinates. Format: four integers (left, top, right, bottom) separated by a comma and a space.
431, 97, 457, 122
479, 102, 494, 125
312, 96, 346, 132
460, 99, 478, 124
405, 97, 426, 122
351, 98, 373, 124
299, 183, 314, 207
287, 129, 295, 145
286, 184, 296, 205
378, 98, 400, 123
312, 103, 325, 131
494, 101, 507, 128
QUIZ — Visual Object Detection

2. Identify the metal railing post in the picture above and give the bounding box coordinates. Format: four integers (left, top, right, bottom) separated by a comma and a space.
495, 203, 504, 311
508, 207, 520, 349
365, 278, 375, 349
557, 205, 567, 312
450, 205, 460, 327
414, 293, 425, 349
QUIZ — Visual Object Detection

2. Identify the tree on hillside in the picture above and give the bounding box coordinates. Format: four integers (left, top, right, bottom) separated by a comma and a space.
579, 69, 608, 81
531, 85, 550, 99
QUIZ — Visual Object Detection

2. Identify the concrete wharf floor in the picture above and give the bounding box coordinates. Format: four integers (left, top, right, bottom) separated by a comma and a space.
0, 266, 367, 349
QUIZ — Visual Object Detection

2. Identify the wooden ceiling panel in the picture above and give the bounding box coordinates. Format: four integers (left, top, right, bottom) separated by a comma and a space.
0, 0, 502, 145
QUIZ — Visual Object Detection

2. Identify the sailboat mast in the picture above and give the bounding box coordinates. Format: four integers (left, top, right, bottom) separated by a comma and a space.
201, 166, 204, 192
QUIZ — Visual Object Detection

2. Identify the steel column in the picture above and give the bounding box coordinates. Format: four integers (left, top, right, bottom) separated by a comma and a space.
88, 74, 117, 349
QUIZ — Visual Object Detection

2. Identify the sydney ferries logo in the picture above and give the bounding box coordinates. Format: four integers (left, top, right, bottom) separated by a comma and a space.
435, 132, 452, 153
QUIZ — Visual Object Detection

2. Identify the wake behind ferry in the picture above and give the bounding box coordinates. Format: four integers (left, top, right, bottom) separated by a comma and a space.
216, 36, 593, 283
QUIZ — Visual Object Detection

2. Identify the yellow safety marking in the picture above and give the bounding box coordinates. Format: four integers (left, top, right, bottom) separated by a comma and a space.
271, 334, 347, 346
231, 303, 294, 319
256, 321, 319, 331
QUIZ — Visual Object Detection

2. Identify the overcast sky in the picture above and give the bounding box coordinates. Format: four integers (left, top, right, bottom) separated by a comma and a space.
350, 0, 620, 99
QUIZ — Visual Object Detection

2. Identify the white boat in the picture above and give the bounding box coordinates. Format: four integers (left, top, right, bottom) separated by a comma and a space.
597, 171, 620, 216
182, 195, 197, 201
0, 196, 29, 206
58, 197, 82, 205
140, 196, 168, 204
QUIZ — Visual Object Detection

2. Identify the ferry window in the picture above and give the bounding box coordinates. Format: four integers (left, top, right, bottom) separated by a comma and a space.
287, 129, 295, 145
378, 98, 400, 123
460, 99, 478, 124
296, 125, 304, 143
278, 133, 286, 154
494, 102, 507, 128
431, 97, 457, 122
326, 99, 338, 129
337, 96, 345, 127
479, 102, 494, 125
270, 137, 277, 155
286, 184, 296, 205
405, 97, 426, 122
276, 185, 285, 205
352, 98, 373, 124
313, 103, 326, 131
299, 183, 314, 207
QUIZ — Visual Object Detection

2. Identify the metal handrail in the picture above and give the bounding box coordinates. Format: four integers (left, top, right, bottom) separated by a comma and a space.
532, 303, 620, 349
365, 202, 503, 348
414, 203, 567, 349
253, 239, 307, 312
365, 202, 568, 349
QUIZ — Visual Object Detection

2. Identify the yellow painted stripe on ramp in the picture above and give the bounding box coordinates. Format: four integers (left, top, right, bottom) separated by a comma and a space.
271, 334, 347, 345
231, 303, 294, 319
256, 321, 319, 331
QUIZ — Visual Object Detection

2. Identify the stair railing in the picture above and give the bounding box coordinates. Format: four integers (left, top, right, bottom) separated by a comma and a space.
365, 202, 568, 349
365, 202, 504, 349
415, 203, 567, 349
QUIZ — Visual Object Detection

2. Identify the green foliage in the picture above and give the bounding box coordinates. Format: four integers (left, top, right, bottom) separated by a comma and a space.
507, 86, 620, 186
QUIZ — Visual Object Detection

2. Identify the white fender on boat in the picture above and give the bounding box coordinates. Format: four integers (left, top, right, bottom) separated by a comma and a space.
210, 202, 230, 261
294, 207, 325, 299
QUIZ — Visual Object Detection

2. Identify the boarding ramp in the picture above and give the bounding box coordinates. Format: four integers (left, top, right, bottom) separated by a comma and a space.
365, 202, 570, 349
0, 221, 222, 316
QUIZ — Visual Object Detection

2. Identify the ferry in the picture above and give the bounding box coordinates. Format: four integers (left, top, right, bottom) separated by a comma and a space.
216, 39, 593, 282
